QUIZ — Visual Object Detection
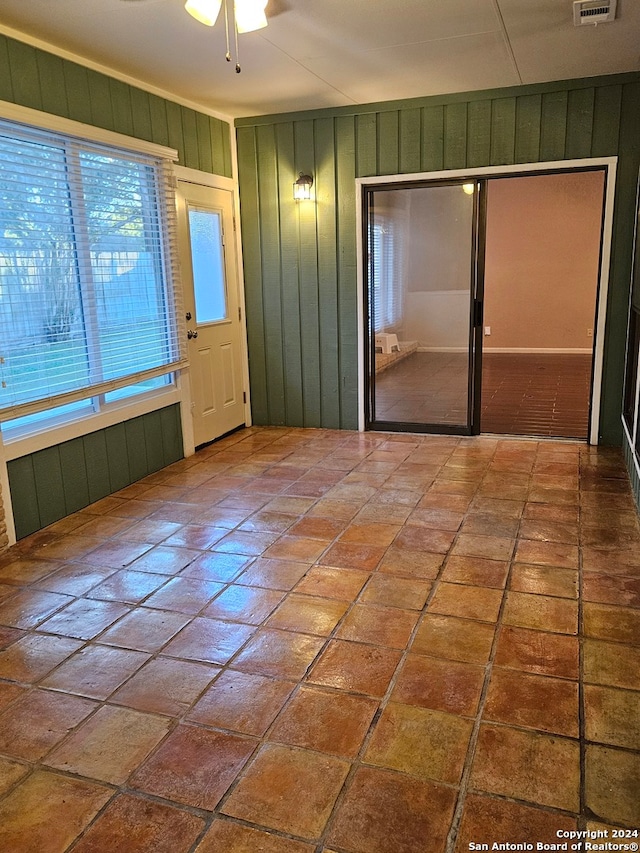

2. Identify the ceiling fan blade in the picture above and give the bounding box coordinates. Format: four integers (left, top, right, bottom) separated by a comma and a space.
266, 0, 291, 17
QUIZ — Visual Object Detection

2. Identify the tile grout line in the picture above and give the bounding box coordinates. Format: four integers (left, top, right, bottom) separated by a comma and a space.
314, 436, 468, 853
578, 445, 590, 833
443, 438, 531, 853
578, 449, 587, 830
166, 430, 410, 844
0, 428, 311, 835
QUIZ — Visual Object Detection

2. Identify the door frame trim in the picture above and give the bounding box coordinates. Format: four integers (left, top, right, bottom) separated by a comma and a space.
356, 156, 617, 444
174, 165, 252, 456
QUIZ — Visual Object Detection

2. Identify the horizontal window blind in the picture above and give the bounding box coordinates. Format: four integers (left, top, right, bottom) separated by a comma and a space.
0, 119, 186, 420
370, 218, 403, 334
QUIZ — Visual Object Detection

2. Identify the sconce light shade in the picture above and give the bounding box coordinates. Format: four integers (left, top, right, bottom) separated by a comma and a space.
235, 0, 268, 33
185, 0, 222, 26
462, 182, 475, 195
293, 172, 313, 201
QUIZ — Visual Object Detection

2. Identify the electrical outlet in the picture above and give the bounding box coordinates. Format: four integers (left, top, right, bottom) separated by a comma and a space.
484, 326, 491, 336
587, 328, 593, 337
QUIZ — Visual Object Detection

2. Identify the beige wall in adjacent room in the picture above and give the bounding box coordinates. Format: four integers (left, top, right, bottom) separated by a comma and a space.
483, 170, 605, 350
402, 185, 474, 349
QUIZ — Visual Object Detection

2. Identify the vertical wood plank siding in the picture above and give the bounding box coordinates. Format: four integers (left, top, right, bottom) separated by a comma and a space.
278, 122, 305, 425
0, 33, 232, 176
315, 117, 341, 428
7, 405, 184, 540
236, 75, 640, 441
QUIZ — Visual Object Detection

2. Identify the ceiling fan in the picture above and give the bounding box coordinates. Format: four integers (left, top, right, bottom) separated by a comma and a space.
120, 0, 288, 72
184, 0, 272, 72
185, 0, 267, 33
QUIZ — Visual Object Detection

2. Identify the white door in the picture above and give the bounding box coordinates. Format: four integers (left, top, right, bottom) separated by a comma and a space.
176, 181, 246, 447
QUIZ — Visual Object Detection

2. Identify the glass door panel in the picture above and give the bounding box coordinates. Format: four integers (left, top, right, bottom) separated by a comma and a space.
188, 206, 227, 324
365, 181, 480, 434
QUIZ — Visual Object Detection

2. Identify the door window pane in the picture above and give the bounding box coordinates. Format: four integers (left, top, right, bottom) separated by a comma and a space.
188, 207, 227, 323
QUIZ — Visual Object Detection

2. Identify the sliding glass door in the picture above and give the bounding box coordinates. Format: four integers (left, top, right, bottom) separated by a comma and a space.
364, 180, 484, 434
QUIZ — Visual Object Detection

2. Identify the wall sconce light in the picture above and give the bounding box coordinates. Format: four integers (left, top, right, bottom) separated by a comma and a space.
462, 182, 475, 195
293, 173, 313, 201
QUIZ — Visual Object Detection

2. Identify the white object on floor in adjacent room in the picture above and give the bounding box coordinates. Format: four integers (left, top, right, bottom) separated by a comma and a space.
375, 333, 400, 353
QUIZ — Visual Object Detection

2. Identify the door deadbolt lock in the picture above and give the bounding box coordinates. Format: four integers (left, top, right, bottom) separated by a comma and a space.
185, 312, 192, 321
187, 329, 198, 339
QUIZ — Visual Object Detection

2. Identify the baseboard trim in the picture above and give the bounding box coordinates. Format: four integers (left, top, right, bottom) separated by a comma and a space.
415, 346, 593, 355
417, 346, 467, 353
482, 347, 593, 354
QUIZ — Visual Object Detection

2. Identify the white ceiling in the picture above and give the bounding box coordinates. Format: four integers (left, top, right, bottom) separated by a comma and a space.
0, 0, 638, 118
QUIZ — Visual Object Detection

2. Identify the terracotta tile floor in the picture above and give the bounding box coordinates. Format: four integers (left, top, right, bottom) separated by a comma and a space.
1, 426, 640, 852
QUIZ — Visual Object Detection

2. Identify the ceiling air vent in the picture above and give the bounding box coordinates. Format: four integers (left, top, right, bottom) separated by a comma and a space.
573, 0, 617, 25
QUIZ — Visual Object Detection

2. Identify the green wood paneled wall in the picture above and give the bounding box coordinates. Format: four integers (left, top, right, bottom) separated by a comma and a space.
236, 74, 640, 443
0, 34, 232, 176
7, 405, 183, 540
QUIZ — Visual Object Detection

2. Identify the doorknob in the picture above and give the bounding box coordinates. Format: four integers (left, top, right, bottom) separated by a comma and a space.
187, 329, 198, 339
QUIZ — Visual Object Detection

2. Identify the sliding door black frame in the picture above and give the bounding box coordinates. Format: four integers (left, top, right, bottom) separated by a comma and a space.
363, 178, 486, 436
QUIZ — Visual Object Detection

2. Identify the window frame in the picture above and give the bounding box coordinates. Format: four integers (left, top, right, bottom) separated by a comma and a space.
0, 101, 185, 455
0, 122, 185, 421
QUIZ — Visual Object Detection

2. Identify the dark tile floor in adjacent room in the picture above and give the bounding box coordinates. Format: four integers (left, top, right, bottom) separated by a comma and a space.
0, 426, 639, 853
374, 352, 592, 438
481, 353, 593, 439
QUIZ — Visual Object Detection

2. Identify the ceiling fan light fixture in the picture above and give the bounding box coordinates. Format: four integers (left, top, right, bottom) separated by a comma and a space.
184, 0, 222, 27
235, 0, 268, 33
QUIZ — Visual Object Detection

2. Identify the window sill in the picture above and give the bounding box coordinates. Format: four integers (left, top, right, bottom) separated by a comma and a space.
1, 383, 183, 461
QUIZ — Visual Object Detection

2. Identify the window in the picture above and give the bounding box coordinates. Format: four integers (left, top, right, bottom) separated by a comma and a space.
3, 399, 94, 434
0, 119, 184, 426
370, 219, 403, 333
